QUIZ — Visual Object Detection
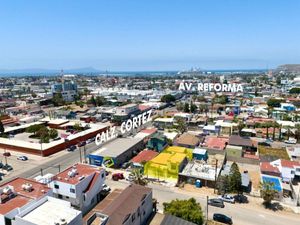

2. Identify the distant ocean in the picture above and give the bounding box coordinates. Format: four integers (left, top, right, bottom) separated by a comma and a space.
0, 69, 268, 77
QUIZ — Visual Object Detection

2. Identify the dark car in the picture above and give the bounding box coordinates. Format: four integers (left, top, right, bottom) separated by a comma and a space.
0, 162, 3, 168
3, 152, 11, 157
213, 213, 233, 225
77, 141, 86, 147
67, 145, 77, 152
258, 142, 271, 147
234, 194, 248, 203
3, 164, 13, 171
208, 198, 225, 208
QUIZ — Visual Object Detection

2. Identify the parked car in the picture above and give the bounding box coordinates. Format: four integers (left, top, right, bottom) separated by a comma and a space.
0, 162, 3, 168
102, 184, 111, 192
285, 138, 297, 144
121, 162, 131, 169
258, 141, 271, 147
126, 174, 135, 182
17, 156, 28, 161
218, 194, 235, 203
77, 141, 86, 147
3, 152, 11, 157
234, 194, 248, 203
213, 213, 233, 225
86, 137, 95, 144
3, 164, 13, 171
208, 198, 225, 208
112, 173, 124, 181
67, 145, 77, 152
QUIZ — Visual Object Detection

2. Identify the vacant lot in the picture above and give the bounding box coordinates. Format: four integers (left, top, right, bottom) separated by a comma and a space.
258, 146, 290, 160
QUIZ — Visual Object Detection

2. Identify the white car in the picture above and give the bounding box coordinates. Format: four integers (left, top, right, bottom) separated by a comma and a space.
218, 194, 235, 204
17, 156, 28, 161
284, 138, 297, 144
126, 174, 135, 182
102, 184, 111, 192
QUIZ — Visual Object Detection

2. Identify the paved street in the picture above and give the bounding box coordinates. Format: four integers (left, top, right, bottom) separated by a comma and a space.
1, 143, 300, 225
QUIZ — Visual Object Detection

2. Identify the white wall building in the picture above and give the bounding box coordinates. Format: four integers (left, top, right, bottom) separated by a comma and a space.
0, 178, 52, 225
13, 196, 82, 225
49, 163, 106, 215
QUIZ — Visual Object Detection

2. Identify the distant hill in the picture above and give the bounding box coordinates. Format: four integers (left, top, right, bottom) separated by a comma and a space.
275, 64, 300, 74
0, 67, 101, 75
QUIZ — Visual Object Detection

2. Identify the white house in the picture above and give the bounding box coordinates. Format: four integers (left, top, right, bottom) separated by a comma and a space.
0, 178, 52, 225
271, 159, 300, 183
13, 196, 82, 225
49, 163, 106, 215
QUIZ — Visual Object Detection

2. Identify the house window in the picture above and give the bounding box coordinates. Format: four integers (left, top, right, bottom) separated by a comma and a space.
54, 184, 59, 189
291, 170, 295, 174
58, 194, 63, 199
70, 188, 75, 193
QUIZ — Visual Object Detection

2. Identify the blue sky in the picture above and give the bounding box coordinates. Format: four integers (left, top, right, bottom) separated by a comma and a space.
0, 0, 300, 71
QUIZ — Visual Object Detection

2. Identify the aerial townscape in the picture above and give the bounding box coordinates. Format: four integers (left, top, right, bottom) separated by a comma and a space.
1, 1, 300, 225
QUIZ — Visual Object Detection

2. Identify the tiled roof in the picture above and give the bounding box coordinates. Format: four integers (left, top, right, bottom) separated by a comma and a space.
131, 150, 159, 164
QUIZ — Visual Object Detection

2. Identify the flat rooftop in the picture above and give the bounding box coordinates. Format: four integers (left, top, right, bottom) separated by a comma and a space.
53, 163, 102, 185
91, 137, 143, 158
0, 178, 51, 215
20, 197, 81, 225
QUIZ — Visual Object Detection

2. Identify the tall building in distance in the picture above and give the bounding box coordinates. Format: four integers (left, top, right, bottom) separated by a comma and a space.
51, 72, 78, 102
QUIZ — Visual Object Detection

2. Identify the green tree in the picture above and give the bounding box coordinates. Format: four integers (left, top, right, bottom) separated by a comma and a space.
26, 124, 45, 136
95, 96, 106, 106
190, 102, 197, 113
289, 87, 300, 94
161, 94, 176, 103
37, 126, 50, 143
163, 198, 204, 225
130, 168, 147, 186
184, 102, 190, 113
49, 128, 58, 139
89, 95, 97, 106
229, 162, 242, 193
52, 93, 65, 106
260, 181, 278, 207
267, 98, 282, 108
217, 175, 230, 195
73, 123, 83, 131
176, 118, 187, 133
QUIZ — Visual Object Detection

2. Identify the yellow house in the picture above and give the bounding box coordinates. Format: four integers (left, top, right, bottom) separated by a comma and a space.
144, 146, 190, 181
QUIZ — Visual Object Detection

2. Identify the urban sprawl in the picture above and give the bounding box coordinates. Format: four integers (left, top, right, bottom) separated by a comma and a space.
1, 65, 300, 225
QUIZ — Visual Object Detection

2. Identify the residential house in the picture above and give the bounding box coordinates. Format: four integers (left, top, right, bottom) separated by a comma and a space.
49, 163, 106, 215
175, 133, 200, 149
84, 184, 153, 225
0, 178, 52, 225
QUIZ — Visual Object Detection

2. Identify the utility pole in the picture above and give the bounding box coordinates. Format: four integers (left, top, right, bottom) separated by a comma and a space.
79, 146, 82, 163
206, 196, 209, 224
214, 159, 218, 194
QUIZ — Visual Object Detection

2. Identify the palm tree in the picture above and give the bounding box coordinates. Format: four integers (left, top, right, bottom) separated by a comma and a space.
130, 168, 148, 186
272, 122, 279, 140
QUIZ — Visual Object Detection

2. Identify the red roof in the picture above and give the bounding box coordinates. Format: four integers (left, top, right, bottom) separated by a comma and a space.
53, 163, 102, 185
203, 136, 229, 150
281, 159, 300, 169
0, 178, 51, 215
260, 162, 280, 174
140, 127, 157, 135
138, 104, 152, 112
131, 150, 159, 164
